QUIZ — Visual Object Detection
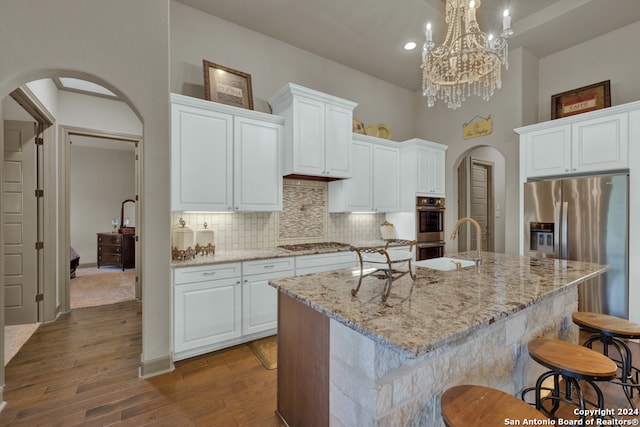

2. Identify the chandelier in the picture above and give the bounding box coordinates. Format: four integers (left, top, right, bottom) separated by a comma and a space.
421, 0, 513, 109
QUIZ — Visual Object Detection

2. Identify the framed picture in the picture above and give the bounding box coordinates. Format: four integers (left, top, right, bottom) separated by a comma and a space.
203, 60, 254, 110
551, 80, 610, 120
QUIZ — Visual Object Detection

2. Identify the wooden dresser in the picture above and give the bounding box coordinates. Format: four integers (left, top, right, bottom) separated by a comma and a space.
97, 232, 135, 270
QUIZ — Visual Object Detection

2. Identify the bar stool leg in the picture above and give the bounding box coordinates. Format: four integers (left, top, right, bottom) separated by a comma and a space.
584, 332, 639, 409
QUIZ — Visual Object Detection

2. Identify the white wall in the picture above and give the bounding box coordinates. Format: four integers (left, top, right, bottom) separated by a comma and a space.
169, 2, 417, 141
70, 145, 135, 265
0, 0, 171, 382
58, 91, 143, 135
537, 21, 640, 122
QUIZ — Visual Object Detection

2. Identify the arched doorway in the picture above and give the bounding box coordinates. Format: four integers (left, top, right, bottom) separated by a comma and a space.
1, 75, 143, 366
454, 145, 507, 254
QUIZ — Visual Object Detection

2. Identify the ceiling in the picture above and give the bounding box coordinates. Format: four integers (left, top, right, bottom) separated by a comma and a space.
176, 0, 640, 91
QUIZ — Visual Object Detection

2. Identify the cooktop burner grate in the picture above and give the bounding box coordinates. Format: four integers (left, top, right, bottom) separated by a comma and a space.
277, 242, 351, 252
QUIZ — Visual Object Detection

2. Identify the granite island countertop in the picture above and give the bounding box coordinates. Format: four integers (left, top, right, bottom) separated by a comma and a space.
269, 251, 609, 357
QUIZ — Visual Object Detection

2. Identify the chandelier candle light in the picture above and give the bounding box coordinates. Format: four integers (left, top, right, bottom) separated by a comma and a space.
422, 0, 513, 109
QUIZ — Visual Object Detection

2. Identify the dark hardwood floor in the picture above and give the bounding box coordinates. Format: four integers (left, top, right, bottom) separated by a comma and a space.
0, 300, 638, 426
0, 301, 280, 426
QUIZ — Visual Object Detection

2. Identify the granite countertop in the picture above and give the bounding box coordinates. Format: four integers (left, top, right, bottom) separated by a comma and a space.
170, 240, 387, 268
269, 252, 610, 357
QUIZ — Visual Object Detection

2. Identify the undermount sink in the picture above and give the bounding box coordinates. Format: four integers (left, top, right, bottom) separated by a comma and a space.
414, 257, 476, 271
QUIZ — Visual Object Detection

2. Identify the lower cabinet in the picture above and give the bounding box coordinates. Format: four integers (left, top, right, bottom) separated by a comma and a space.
242, 257, 295, 335
172, 253, 356, 360
173, 263, 242, 359
172, 258, 293, 361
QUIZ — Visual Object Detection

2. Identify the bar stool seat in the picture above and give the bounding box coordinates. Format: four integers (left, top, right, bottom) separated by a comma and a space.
441, 385, 548, 427
523, 338, 617, 423
572, 311, 640, 408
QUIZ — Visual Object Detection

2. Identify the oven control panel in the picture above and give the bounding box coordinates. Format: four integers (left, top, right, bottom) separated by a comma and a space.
416, 197, 444, 208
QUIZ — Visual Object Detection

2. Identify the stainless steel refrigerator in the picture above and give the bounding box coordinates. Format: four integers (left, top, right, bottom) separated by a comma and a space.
523, 174, 629, 318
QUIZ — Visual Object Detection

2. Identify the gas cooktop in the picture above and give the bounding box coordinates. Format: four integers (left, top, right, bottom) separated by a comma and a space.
277, 242, 351, 252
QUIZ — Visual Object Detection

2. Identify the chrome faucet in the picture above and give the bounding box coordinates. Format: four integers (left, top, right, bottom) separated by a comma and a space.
450, 217, 482, 266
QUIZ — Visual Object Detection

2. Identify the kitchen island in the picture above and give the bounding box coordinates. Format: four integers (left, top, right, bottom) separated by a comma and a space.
269, 252, 609, 426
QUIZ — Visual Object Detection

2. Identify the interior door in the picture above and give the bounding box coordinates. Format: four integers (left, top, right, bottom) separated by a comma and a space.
3, 120, 38, 325
470, 159, 494, 252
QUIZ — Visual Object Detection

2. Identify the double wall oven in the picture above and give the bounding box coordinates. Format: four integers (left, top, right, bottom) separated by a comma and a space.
416, 196, 445, 261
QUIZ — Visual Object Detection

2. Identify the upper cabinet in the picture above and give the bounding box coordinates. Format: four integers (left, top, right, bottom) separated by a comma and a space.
396, 139, 448, 211
328, 134, 400, 213
269, 83, 358, 179
517, 109, 630, 179
171, 93, 283, 212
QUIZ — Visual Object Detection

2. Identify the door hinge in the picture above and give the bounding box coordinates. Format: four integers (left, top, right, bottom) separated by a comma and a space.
35, 293, 44, 302
35, 189, 44, 198
35, 137, 44, 146
35, 241, 44, 250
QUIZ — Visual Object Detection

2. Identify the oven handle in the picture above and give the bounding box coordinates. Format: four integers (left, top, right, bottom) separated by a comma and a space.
417, 241, 446, 247
416, 206, 446, 212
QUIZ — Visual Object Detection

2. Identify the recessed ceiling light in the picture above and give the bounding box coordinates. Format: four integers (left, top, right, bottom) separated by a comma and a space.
403, 41, 417, 51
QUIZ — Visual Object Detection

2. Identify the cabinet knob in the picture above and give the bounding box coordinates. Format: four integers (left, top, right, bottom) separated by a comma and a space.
565, 169, 569, 172
244, 279, 248, 283
572, 168, 577, 172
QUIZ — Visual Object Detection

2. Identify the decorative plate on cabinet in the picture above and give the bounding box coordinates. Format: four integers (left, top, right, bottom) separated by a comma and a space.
377, 124, 392, 139
365, 125, 378, 137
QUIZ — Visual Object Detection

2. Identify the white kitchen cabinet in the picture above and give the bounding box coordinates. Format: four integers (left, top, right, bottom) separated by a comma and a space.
416, 145, 446, 196
242, 257, 294, 336
171, 93, 284, 212
173, 263, 242, 359
395, 139, 448, 211
295, 251, 356, 276
269, 83, 357, 179
521, 113, 628, 179
234, 116, 283, 211
328, 134, 400, 212
171, 97, 233, 211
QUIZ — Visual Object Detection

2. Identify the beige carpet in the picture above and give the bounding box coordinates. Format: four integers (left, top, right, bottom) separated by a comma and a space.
71, 266, 136, 309
249, 335, 278, 370
4, 323, 39, 366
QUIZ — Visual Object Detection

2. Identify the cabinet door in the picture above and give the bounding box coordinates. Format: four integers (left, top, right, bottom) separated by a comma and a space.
173, 277, 242, 354
417, 147, 446, 195
345, 140, 373, 211
373, 144, 400, 212
324, 103, 353, 178
292, 96, 325, 176
171, 102, 233, 211
525, 125, 572, 178
234, 116, 283, 211
572, 113, 628, 173
242, 258, 293, 336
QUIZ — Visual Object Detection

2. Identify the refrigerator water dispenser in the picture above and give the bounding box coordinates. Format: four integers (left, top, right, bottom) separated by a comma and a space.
529, 222, 554, 253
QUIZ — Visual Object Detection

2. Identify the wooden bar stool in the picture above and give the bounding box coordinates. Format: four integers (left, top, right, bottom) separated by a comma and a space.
441, 385, 549, 427
522, 338, 617, 424
572, 311, 640, 408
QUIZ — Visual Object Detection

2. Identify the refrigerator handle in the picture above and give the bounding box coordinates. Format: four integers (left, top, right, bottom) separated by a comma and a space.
561, 201, 569, 259
554, 202, 561, 258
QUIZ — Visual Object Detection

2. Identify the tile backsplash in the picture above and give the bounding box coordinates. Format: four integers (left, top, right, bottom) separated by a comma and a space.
172, 178, 386, 251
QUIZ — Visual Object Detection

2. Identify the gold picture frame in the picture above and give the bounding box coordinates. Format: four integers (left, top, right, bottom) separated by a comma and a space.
551, 80, 610, 120
203, 60, 254, 110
